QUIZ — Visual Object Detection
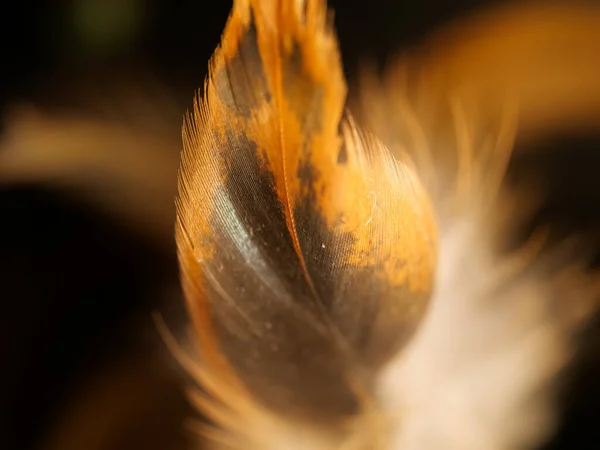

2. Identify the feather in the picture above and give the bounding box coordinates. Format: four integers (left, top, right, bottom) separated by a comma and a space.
0, 81, 183, 244
173, 0, 600, 449
175, 0, 437, 446
176, 0, 598, 450
352, 1, 600, 154
351, 3, 600, 449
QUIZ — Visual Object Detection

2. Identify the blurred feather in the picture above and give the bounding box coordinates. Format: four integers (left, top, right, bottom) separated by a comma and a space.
357, 80, 600, 447
0, 80, 182, 244
352, 0, 600, 145
351, 8, 600, 446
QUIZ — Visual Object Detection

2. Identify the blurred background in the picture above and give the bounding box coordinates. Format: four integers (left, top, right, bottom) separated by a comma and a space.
2, 0, 600, 449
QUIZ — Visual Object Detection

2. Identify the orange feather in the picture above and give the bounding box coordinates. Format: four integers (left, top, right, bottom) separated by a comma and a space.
174, 1, 600, 449
176, 1, 437, 446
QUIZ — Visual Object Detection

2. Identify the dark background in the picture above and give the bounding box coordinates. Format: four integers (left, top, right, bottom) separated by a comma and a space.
1, 1, 599, 449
